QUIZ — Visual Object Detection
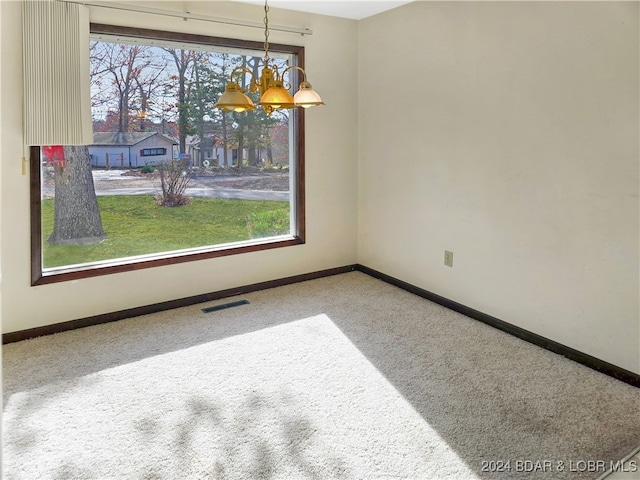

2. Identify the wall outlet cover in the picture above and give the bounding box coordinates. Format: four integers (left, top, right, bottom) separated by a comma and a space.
444, 250, 453, 267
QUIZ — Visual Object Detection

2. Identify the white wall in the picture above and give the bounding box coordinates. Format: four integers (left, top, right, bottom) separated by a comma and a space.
358, 2, 640, 374
0, 1, 358, 333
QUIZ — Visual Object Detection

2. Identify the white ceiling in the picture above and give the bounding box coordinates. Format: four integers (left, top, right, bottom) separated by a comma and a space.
231, 1, 413, 20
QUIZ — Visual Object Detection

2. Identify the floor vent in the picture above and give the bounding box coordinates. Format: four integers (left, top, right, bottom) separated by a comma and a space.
201, 300, 250, 313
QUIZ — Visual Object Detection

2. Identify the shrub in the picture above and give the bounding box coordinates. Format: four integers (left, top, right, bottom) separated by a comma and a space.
140, 165, 155, 174
155, 159, 191, 207
246, 209, 289, 238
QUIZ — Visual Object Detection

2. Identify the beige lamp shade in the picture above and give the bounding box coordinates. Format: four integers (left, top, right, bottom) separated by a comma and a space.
215, 83, 256, 112
293, 82, 325, 109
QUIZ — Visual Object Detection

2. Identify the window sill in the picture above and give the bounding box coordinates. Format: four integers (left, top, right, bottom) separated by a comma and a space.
33, 235, 304, 286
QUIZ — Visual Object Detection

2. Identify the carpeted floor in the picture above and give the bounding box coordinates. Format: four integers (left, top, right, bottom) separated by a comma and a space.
3, 272, 640, 479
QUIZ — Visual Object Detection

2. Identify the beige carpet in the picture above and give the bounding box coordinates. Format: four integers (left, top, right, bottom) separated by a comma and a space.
3, 272, 640, 479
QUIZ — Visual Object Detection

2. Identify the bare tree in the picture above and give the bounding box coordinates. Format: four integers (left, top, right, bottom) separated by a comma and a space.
164, 48, 196, 153
89, 41, 115, 111
94, 43, 153, 132
133, 66, 166, 132
207, 53, 242, 167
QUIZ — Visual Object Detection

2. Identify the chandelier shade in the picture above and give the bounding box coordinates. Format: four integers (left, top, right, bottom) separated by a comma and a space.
293, 81, 325, 108
215, 83, 256, 112
260, 83, 295, 109
214, 0, 324, 116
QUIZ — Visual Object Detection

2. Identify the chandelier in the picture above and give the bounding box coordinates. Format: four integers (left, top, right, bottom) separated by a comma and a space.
214, 0, 324, 116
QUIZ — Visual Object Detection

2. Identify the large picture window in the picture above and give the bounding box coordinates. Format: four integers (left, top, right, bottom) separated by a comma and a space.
31, 25, 305, 285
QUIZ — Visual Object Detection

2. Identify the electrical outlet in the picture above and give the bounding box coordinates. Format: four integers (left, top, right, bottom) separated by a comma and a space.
444, 250, 454, 267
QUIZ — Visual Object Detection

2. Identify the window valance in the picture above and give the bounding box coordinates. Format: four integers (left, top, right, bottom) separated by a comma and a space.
22, 0, 92, 145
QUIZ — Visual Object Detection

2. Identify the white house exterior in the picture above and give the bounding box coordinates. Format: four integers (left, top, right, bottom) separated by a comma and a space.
89, 132, 178, 168
186, 137, 236, 167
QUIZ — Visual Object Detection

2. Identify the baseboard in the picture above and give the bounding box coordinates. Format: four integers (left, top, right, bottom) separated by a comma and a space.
6, 262, 638, 389
2, 265, 357, 344
356, 264, 640, 389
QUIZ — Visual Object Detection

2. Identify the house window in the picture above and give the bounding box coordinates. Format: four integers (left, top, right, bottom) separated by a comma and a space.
141, 148, 167, 157
31, 24, 305, 285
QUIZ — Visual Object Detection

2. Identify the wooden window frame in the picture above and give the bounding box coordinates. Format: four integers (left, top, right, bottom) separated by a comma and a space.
30, 24, 306, 286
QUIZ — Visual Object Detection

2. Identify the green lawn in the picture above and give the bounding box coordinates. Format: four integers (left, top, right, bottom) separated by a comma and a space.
42, 195, 289, 268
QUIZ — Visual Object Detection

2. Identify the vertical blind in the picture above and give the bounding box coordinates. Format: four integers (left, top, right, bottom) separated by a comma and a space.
22, 0, 92, 145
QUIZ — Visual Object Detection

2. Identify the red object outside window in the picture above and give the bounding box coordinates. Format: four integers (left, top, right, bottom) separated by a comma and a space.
42, 145, 65, 167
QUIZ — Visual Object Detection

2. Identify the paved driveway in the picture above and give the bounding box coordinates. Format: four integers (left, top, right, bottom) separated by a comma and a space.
42, 170, 290, 202
95, 186, 289, 201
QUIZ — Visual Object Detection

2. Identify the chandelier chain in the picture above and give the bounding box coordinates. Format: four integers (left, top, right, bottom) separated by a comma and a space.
263, 1, 270, 63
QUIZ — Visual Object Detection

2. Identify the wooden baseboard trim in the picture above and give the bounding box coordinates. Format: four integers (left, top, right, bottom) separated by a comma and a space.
6, 263, 637, 389
357, 264, 640, 389
2, 265, 357, 344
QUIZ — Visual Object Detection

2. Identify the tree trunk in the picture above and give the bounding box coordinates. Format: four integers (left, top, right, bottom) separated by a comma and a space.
194, 62, 205, 167
48, 146, 106, 245
222, 114, 229, 167
177, 50, 188, 154
118, 88, 130, 132
178, 75, 187, 154
237, 133, 244, 169
248, 147, 257, 166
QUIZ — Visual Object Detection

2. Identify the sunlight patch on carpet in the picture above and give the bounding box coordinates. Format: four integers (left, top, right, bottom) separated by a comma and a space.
3, 314, 479, 479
